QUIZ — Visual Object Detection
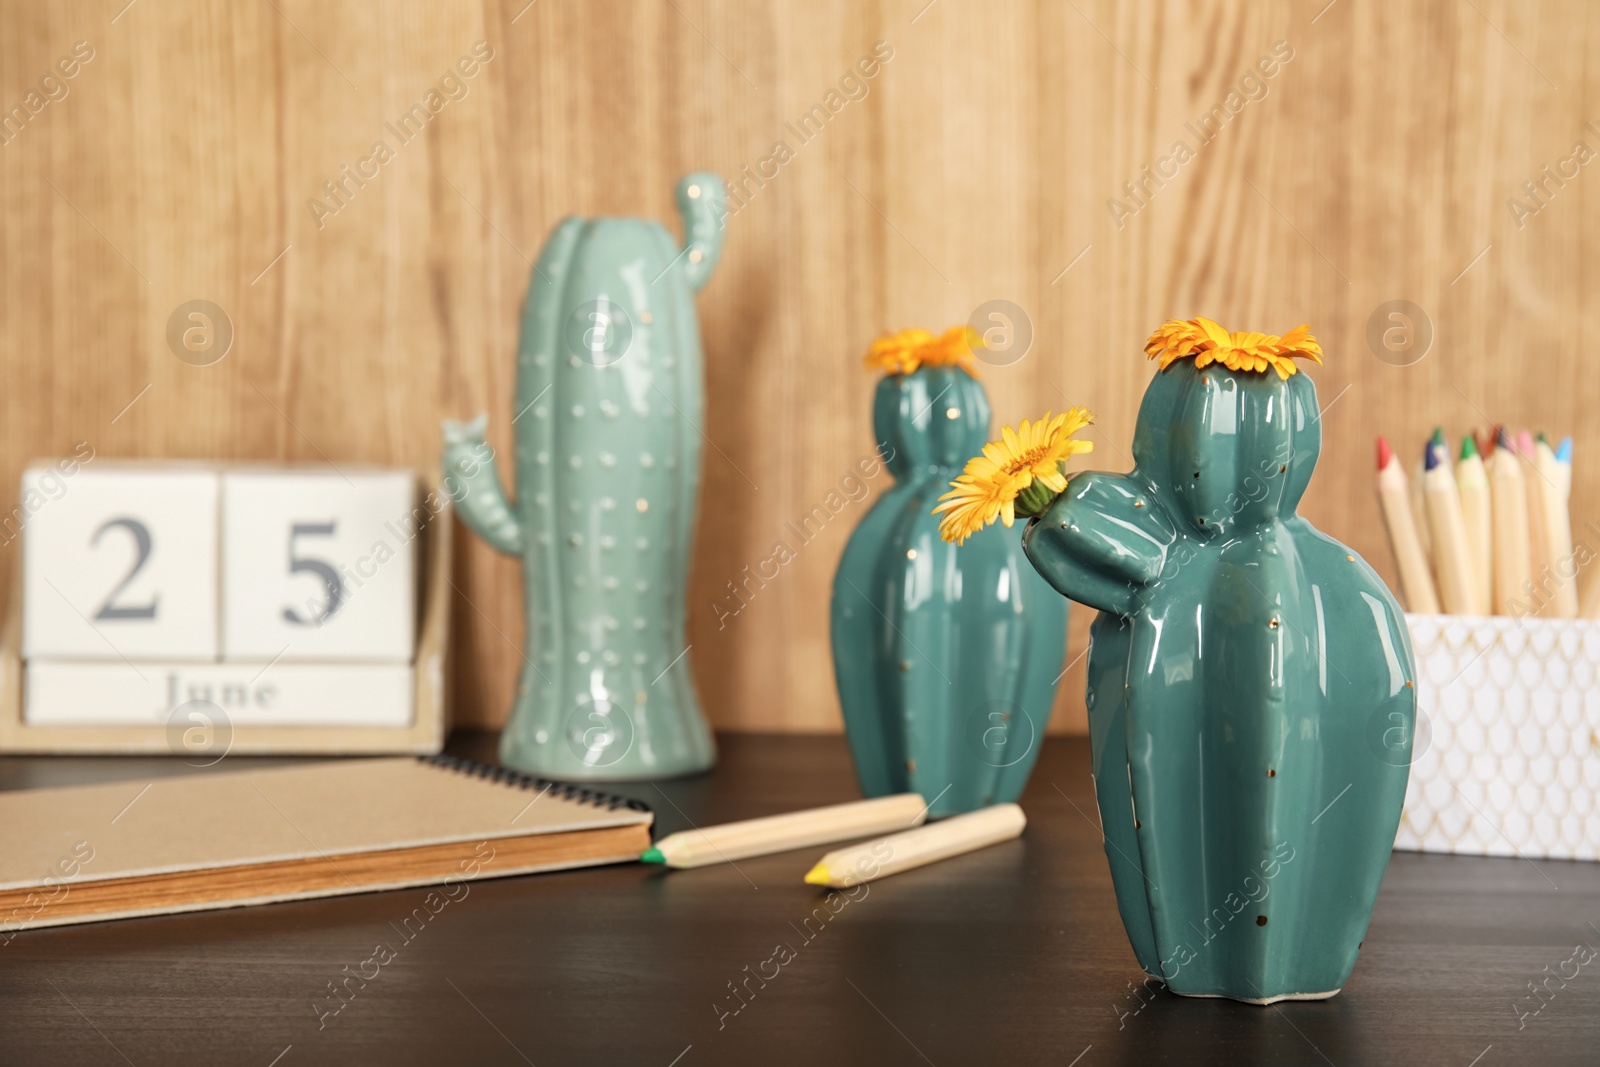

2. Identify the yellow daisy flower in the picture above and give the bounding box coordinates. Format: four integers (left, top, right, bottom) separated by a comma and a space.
934, 408, 1095, 545
1144, 317, 1323, 380
864, 325, 984, 377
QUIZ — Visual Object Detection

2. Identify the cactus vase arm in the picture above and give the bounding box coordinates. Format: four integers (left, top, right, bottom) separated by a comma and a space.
1022, 471, 1177, 617
675, 171, 727, 293
441, 414, 524, 556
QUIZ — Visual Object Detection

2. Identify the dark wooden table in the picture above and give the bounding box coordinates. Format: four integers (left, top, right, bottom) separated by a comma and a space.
3, 733, 1596, 1066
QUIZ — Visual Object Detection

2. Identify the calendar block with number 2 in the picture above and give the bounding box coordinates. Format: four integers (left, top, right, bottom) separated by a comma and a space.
22, 467, 220, 660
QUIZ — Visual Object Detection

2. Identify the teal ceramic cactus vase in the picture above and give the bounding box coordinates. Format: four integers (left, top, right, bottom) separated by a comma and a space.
442, 173, 726, 781
831, 362, 1069, 817
1020, 336, 1415, 1004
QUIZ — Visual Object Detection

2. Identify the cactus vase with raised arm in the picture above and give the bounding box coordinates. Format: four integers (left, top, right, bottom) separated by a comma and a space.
442, 174, 726, 781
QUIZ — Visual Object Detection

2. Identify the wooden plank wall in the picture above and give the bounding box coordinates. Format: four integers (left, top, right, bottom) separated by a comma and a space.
0, 0, 1591, 732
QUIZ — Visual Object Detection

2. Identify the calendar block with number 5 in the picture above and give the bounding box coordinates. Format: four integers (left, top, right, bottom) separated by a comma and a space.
22, 467, 220, 660
221, 470, 416, 661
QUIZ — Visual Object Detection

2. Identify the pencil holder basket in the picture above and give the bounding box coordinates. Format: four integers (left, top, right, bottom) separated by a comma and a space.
1394, 613, 1600, 862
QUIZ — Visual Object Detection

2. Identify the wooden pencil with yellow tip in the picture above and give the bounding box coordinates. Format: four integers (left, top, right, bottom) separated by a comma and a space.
802, 804, 1026, 888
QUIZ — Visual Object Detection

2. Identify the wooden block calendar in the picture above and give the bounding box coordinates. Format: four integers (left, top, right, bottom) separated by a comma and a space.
0, 462, 453, 755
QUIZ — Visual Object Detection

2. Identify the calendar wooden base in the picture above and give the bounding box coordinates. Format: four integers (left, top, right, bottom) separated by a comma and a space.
0, 494, 452, 755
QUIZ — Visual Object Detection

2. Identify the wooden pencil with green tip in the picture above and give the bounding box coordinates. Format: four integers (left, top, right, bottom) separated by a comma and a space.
1423, 434, 1477, 615
640, 793, 928, 869
1456, 432, 1492, 615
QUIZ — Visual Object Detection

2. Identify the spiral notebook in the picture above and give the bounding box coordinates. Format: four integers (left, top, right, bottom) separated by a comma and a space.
0, 755, 653, 932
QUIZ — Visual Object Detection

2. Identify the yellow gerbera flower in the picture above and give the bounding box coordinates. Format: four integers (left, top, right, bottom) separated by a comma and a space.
934, 408, 1095, 545
864, 325, 983, 377
1144, 317, 1323, 380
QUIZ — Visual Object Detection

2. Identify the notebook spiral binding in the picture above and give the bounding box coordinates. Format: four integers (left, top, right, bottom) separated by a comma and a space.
418, 753, 652, 814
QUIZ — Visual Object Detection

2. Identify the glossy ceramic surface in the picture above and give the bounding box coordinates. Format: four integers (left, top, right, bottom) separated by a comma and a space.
1022, 360, 1416, 1003
442, 173, 725, 780
831, 367, 1068, 817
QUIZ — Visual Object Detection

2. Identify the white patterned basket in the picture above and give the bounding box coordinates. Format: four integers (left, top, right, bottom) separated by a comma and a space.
1395, 614, 1600, 862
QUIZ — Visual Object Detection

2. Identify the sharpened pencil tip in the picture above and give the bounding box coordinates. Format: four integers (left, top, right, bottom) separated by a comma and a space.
1558, 436, 1573, 464
1496, 426, 1513, 451
1423, 439, 1441, 471
803, 863, 831, 886
640, 847, 666, 865
1459, 434, 1478, 461
1430, 427, 1446, 449
1377, 435, 1393, 469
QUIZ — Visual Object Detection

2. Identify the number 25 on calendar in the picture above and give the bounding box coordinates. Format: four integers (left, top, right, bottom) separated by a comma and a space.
22, 467, 414, 663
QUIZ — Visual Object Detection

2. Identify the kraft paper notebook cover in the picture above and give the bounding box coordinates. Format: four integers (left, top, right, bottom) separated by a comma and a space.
0, 755, 653, 932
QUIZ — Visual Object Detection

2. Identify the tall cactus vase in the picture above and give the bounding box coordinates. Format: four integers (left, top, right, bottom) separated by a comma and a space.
991, 319, 1415, 1004
831, 329, 1070, 818
442, 174, 726, 781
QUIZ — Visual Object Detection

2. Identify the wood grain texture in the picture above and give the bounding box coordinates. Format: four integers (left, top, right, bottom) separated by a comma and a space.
1, 1, 1593, 732
3, 734, 1598, 1065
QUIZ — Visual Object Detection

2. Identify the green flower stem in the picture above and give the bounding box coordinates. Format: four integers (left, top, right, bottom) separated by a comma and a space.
1015, 478, 1061, 519
1015, 460, 1073, 520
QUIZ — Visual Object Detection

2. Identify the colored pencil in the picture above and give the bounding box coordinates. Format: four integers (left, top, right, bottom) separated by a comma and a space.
1518, 430, 1551, 614
1533, 434, 1578, 617
1427, 426, 1450, 465
1456, 434, 1493, 615
803, 803, 1026, 888
1423, 435, 1479, 615
1489, 428, 1533, 615
641, 793, 929, 869
1475, 427, 1497, 461
1377, 436, 1440, 614
1556, 437, 1600, 617
1409, 455, 1433, 559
